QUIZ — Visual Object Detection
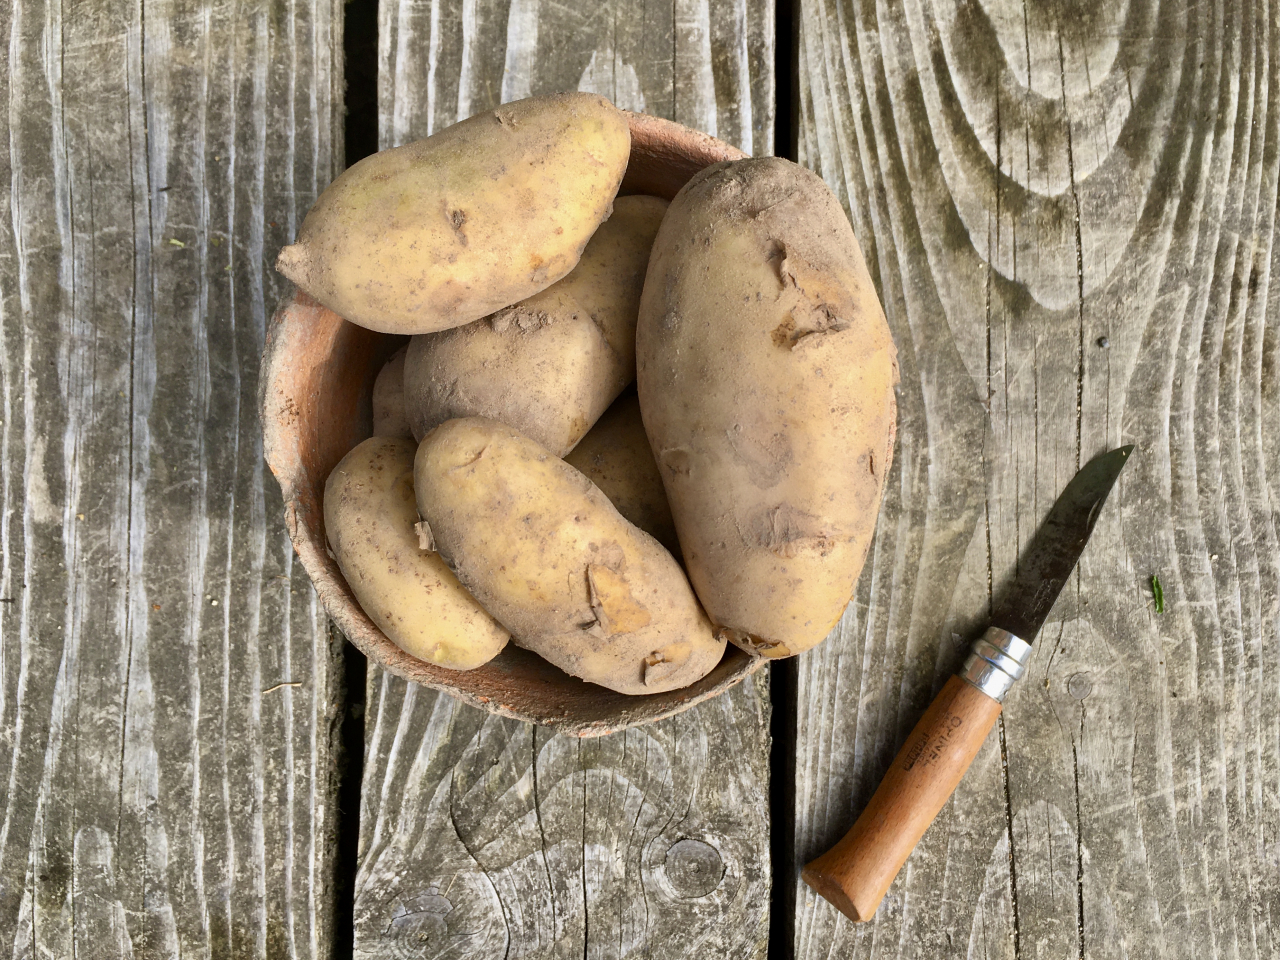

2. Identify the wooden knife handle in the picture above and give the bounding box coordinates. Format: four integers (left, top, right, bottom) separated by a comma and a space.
801, 675, 1002, 922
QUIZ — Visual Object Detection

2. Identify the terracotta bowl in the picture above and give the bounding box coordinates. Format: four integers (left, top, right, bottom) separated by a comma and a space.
260, 112, 765, 737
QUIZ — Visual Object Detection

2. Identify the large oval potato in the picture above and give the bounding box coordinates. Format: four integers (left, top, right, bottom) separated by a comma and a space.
636, 157, 898, 659
414, 417, 724, 695
276, 93, 630, 334
564, 390, 679, 555
371, 345, 412, 439
403, 195, 668, 455
324, 436, 509, 669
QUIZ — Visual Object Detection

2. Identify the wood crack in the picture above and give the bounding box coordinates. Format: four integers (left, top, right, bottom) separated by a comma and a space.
1073, 736, 1085, 960
579, 738, 588, 960
530, 728, 558, 947
999, 717, 1023, 959
1055, 8, 1086, 471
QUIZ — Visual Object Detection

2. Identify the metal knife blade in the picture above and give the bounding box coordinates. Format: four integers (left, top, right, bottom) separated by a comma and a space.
989, 445, 1134, 643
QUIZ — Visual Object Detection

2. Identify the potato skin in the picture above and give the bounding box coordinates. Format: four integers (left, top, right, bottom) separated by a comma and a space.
404, 195, 668, 455
324, 436, 509, 669
371, 346, 412, 439
636, 157, 898, 658
276, 93, 630, 335
414, 418, 724, 695
564, 390, 679, 555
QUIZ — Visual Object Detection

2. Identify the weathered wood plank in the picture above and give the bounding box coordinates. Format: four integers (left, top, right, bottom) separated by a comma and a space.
356, 671, 771, 958
0, 0, 346, 956
378, 0, 774, 153
793, 0, 1280, 957
356, 3, 775, 957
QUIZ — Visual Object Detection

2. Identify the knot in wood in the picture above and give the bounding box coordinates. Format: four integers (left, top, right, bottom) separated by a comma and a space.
386, 889, 453, 946
663, 838, 725, 898
1067, 672, 1093, 700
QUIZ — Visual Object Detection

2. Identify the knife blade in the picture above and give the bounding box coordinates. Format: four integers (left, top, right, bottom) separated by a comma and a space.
991, 444, 1134, 642
801, 445, 1133, 923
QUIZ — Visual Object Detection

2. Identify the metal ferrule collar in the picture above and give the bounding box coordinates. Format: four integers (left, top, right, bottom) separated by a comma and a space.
960, 627, 1033, 703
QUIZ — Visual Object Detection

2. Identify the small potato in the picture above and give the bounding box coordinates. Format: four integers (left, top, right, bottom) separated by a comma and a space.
276, 93, 630, 334
324, 436, 509, 670
404, 195, 668, 455
414, 418, 724, 695
564, 390, 678, 554
637, 157, 898, 659
372, 346, 412, 439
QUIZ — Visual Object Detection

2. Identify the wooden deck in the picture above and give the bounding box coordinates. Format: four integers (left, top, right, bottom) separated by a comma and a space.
1, 0, 1276, 957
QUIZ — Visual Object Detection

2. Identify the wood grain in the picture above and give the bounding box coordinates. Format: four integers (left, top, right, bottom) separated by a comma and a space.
793, 0, 1280, 956
359, 2, 775, 956
0, 0, 346, 956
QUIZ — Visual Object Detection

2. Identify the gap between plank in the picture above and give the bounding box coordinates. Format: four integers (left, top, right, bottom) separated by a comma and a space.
345, 0, 381, 166
769, 659, 799, 960
333, 638, 369, 958
769, 2, 799, 958
333, 3, 379, 957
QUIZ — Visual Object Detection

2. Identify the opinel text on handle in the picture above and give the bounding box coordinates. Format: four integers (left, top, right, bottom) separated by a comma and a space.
800, 676, 1003, 922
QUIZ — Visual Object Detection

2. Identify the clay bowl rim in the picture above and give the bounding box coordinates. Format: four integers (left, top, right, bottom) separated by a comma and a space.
260, 111, 766, 738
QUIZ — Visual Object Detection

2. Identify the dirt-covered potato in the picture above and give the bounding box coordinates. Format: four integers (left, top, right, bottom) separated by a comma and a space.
371, 346, 411, 439
403, 195, 668, 455
564, 390, 678, 554
414, 417, 724, 695
324, 436, 509, 670
636, 157, 898, 659
276, 93, 630, 335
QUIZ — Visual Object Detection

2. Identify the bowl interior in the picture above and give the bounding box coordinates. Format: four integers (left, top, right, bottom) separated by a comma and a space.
261, 112, 763, 736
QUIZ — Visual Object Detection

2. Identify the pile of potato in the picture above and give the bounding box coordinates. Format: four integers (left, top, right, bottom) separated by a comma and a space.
278, 92, 898, 697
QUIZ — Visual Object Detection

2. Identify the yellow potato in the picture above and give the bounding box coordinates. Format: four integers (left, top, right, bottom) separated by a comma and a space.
276, 93, 630, 335
324, 436, 509, 669
371, 346, 411, 439
636, 157, 898, 658
564, 390, 678, 555
414, 418, 725, 694
403, 195, 668, 455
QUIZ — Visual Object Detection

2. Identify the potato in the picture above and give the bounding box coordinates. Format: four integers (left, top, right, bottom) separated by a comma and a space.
564, 390, 678, 554
324, 436, 509, 670
403, 195, 668, 455
636, 157, 898, 659
414, 418, 725, 694
276, 93, 630, 335
372, 346, 412, 439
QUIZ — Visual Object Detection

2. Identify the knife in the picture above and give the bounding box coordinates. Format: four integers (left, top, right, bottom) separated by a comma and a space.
801, 445, 1134, 923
